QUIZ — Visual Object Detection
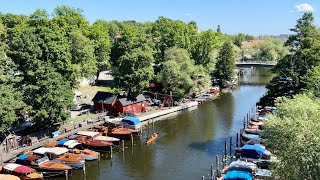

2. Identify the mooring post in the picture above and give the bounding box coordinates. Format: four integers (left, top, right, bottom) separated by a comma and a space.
122, 140, 125, 152
65, 170, 68, 180
221, 151, 224, 169
224, 141, 227, 159
210, 164, 214, 180
152, 119, 154, 131
110, 145, 113, 159
131, 134, 134, 146
243, 116, 246, 128
216, 155, 219, 177
229, 137, 232, 158
83, 162, 86, 175
98, 153, 100, 167
246, 113, 249, 122
236, 133, 239, 148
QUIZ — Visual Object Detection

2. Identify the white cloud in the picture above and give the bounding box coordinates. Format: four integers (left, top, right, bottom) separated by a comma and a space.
294, 3, 314, 12
185, 13, 191, 16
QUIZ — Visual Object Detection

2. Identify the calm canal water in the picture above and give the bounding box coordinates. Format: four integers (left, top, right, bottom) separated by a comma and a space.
50, 67, 273, 180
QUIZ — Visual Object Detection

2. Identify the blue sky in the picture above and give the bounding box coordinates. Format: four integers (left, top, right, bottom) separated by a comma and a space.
0, 0, 319, 35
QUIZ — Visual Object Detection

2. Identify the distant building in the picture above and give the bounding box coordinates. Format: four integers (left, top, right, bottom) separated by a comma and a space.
217, 25, 221, 33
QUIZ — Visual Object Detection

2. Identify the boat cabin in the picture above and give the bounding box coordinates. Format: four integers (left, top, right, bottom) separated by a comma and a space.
77, 131, 100, 138
45, 147, 69, 160
1, 163, 42, 179
62, 140, 82, 149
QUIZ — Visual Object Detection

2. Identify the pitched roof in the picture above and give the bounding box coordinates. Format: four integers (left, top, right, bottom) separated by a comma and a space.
118, 94, 146, 106
91, 91, 117, 104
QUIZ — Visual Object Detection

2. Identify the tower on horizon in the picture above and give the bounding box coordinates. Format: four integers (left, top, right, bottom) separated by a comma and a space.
217, 25, 221, 33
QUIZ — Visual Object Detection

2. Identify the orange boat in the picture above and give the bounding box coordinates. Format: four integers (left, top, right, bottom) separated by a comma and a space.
0, 174, 20, 180
15, 154, 71, 176
43, 140, 58, 148
32, 147, 85, 169
145, 133, 158, 145
0, 163, 43, 180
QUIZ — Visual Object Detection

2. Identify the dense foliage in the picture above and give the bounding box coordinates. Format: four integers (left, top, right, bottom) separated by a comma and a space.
259, 12, 320, 106
264, 94, 320, 180
0, 6, 254, 133
260, 12, 320, 179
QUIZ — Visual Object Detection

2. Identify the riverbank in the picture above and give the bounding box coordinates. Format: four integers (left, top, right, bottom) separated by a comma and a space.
0, 100, 199, 164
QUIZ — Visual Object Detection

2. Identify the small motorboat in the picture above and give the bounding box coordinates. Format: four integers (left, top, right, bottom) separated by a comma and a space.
76, 136, 113, 151
0, 163, 43, 180
241, 133, 262, 143
107, 127, 136, 140
146, 133, 158, 145
32, 147, 85, 169
244, 128, 264, 135
77, 131, 120, 145
218, 160, 272, 180
62, 140, 100, 161
0, 174, 20, 180
15, 154, 71, 177
240, 144, 273, 169
249, 121, 263, 126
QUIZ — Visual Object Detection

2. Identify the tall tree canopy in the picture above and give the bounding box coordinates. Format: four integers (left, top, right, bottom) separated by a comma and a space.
214, 41, 236, 82
264, 94, 320, 180
113, 48, 154, 96
259, 12, 320, 106
0, 22, 25, 133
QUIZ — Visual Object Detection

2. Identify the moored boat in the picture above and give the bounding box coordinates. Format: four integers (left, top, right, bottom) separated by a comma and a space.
239, 144, 273, 169
0, 163, 43, 180
15, 154, 71, 177
107, 127, 135, 140
77, 131, 120, 145
0, 174, 20, 180
32, 147, 85, 169
76, 136, 113, 152
244, 128, 264, 135
146, 133, 158, 145
62, 140, 100, 161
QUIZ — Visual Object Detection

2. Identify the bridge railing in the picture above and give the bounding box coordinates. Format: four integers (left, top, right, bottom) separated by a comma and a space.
235, 60, 277, 65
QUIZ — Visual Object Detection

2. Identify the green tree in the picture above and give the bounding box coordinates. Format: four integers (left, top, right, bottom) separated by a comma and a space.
158, 47, 210, 98
264, 94, 320, 180
306, 65, 320, 97
215, 42, 236, 81
23, 65, 73, 126
259, 13, 320, 106
233, 33, 255, 47
113, 48, 154, 96
88, 22, 111, 78
191, 30, 222, 74
251, 38, 288, 62
152, 16, 196, 64
69, 30, 97, 78
0, 22, 25, 133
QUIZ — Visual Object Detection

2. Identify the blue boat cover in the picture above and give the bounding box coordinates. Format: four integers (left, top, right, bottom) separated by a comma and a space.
241, 144, 266, 159
58, 139, 69, 146
68, 135, 79, 139
224, 170, 253, 180
122, 116, 141, 125
15, 154, 30, 164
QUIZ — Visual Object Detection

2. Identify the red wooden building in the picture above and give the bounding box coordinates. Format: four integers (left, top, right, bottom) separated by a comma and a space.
92, 91, 147, 114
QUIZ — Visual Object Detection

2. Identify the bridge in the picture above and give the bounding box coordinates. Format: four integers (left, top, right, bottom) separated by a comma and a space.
235, 61, 276, 67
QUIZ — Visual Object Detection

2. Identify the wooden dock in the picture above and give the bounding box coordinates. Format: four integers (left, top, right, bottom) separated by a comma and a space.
0, 101, 198, 164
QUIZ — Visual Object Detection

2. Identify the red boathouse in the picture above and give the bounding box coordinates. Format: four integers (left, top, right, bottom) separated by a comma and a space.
92, 92, 147, 114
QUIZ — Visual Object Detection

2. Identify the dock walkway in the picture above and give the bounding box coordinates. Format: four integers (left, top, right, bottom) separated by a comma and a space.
1, 101, 198, 164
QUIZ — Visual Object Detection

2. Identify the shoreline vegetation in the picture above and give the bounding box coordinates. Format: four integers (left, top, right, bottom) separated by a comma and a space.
256, 12, 320, 179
